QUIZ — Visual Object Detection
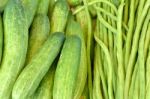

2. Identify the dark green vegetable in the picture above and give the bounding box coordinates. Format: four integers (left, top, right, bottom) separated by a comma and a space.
0, 15, 3, 63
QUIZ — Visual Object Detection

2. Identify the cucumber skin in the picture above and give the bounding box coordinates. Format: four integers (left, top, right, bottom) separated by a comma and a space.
36, 0, 50, 15
34, 62, 56, 99
0, 0, 9, 12
0, 0, 28, 99
50, 0, 69, 33
0, 15, 3, 63
66, 17, 87, 99
21, 0, 39, 27
12, 33, 65, 99
53, 35, 81, 99
25, 14, 50, 64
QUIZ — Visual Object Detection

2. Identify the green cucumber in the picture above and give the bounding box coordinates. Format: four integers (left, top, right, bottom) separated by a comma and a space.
36, 0, 50, 15
21, 0, 39, 27
66, 15, 87, 99
0, 0, 28, 98
0, 15, 3, 63
75, 6, 88, 43
53, 35, 81, 99
0, 0, 9, 12
12, 33, 65, 99
67, 0, 82, 6
33, 61, 57, 99
25, 14, 50, 64
50, 0, 69, 33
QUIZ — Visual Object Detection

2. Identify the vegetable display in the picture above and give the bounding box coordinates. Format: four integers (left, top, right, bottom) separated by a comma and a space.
0, 0, 149, 99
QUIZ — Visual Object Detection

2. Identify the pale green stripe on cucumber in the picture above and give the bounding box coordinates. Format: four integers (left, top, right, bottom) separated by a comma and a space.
53, 35, 81, 99
0, 15, 3, 63
12, 33, 65, 99
66, 14, 87, 99
50, 0, 69, 33
36, 0, 50, 15
0, 0, 28, 98
0, 0, 9, 12
20, 0, 39, 27
25, 14, 50, 64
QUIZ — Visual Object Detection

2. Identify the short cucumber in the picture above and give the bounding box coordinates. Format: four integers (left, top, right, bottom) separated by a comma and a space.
67, 0, 82, 6
66, 15, 87, 99
12, 33, 65, 99
20, 0, 39, 27
33, 61, 57, 99
50, 0, 69, 33
36, 0, 50, 15
0, 0, 9, 12
25, 14, 50, 64
53, 35, 81, 99
0, 15, 3, 63
0, 0, 28, 98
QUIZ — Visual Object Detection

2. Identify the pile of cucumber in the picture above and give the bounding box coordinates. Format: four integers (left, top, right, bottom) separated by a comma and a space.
0, 0, 149, 99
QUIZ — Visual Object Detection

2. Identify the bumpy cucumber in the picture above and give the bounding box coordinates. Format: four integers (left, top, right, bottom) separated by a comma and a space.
25, 14, 50, 64
36, 0, 50, 15
0, 15, 3, 63
53, 35, 81, 99
0, 0, 28, 99
21, 0, 39, 27
33, 61, 56, 99
12, 33, 65, 99
0, 0, 9, 12
50, 0, 69, 33
67, 0, 82, 6
66, 15, 87, 99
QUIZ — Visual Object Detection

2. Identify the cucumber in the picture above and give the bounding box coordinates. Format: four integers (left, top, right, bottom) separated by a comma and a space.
20, 0, 39, 27
0, 0, 9, 12
75, 5, 88, 43
67, 0, 82, 6
53, 35, 81, 99
50, 0, 69, 33
12, 33, 65, 99
36, 0, 50, 15
25, 14, 50, 64
0, 15, 3, 63
0, 0, 28, 98
66, 15, 87, 99
33, 61, 57, 99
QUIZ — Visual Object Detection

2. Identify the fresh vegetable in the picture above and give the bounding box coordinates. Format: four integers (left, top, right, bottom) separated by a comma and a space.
25, 14, 50, 64
0, 0, 9, 12
53, 35, 81, 99
0, 15, 3, 63
50, 0, 69, 33
0, 0, 28, 98
12, 33, 65, 99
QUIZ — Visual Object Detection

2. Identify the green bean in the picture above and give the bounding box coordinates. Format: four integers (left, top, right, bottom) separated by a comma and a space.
138, 10, 150, 99
124, 0, 150, 98
73, 0, 118, 15
124, 0, 135, 68
0, 15, 3, 63
115, 2, 125, 99
94, 34, 114, 99
82, 0, 93, 99
146, 45, 150, 99
93, 44, 103, 99
96, 19, 108, 99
